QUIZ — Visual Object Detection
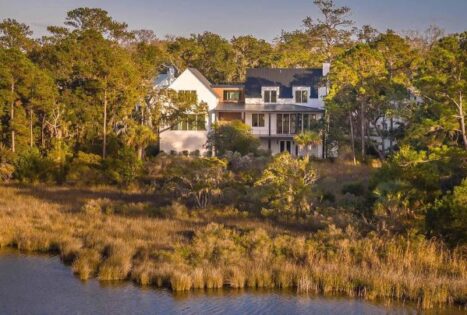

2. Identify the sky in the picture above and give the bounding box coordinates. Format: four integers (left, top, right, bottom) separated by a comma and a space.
0, 0, 466, 41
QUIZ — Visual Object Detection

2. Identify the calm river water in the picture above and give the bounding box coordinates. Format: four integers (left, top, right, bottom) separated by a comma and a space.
0, 250, 464, 315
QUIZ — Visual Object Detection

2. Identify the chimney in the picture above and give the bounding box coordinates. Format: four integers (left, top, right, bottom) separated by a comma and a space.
322, 63, 331, 76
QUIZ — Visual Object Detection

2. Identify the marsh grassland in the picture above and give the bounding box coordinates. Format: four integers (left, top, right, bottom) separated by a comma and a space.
0, 184, 465, 310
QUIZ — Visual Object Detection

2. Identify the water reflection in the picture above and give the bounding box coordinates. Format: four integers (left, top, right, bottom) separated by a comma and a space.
0, 250, 463, 315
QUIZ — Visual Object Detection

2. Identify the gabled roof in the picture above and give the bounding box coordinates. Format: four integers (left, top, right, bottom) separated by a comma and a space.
187, 68, 215, 93
245, 68, 323, 99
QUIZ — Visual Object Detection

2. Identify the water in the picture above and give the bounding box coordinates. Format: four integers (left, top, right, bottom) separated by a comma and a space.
0, 250, 462, 315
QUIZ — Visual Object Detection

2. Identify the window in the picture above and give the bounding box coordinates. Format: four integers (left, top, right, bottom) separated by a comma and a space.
280, 140, 292, 154
295, 90, 308, 103
277, 114, 303, 134
223, 90, 240, 101
301, 113, 319, 131
264, 90, 277, 103
252, 113, 265, 127
171, 114, 206, 131
179, 90, 197, 98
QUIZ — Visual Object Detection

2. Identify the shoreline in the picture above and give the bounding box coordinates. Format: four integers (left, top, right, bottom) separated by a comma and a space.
0, 248, 452, 313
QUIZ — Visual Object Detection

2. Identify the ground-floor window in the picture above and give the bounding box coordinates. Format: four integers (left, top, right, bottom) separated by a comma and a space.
171, 114, 206, 131
279, 140, 292, 153
252, 113, 265, 127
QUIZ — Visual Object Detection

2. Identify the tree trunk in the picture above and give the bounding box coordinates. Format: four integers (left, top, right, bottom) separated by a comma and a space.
458, 92, 467, 150
349, 111, 356, 165
29, 109, 33, 147
103, 88, 108, 159
360, 101, 365, 159
389, 117, 394, 153
41, 116, 46, 148
137, 146, 143, 160
381, 119, 385, 159
10, 82, 15, 153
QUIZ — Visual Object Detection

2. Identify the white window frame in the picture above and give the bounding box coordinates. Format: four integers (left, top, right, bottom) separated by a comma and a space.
251, 113, 265, 127
262, 87, 279, 104
293, 87, 310, 104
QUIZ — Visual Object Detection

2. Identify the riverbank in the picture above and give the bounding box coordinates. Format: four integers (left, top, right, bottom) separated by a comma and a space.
3, 250, 442, 315
0, 184, 465, 309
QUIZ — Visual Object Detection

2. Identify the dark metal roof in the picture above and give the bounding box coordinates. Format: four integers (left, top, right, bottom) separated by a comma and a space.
245, 68, 323, 98
214, 103, 324, 112
212, 84, 245, 89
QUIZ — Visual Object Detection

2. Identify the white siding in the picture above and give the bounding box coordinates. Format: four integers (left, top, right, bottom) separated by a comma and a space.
160, 69, 218, 154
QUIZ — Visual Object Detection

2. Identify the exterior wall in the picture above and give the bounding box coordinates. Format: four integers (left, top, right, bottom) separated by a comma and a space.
169, 70, 218, 112
212, 87, 244, 103
160, 130, 208, 154
160, 69, 218, 154
245, 112, 270, 136
218, 112, 242, 121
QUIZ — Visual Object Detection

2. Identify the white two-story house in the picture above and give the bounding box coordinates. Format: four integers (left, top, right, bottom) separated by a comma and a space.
157, 64, 330, 157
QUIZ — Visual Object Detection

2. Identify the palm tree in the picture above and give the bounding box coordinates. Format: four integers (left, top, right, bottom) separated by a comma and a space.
294, 131, 321, 157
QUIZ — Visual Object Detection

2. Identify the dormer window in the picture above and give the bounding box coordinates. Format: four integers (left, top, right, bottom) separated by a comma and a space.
295, 90, 308, 103
223, 90, 240, 101
264, 89, 277, 103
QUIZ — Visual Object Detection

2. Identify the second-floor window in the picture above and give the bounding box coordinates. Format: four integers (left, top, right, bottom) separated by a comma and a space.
223, 90, 240, 101
252, 113, 265, 127
179, 90, 197, 99
295, 90, 308, 103
171, 114, 206, 131
264, 90, 277, 103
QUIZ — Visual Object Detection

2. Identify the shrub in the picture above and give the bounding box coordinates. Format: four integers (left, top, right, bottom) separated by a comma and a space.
341, 182, 365, 196
255, 153, 318, 219
13, 148, 55, 183
0, 144, 15, 182
207, 120, 260, 156
0, 163, 14, 182
426, 179, 467, 245
102, 148, 143, 185
165, 157, 228, 208
81, 198, 113, 216
67, 151, 104, 184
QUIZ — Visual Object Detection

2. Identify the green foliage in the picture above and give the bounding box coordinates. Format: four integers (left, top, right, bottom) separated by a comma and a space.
102, 148, 143, 185
0, 144, 14, 182
207, 120, 260, 156
371, 145, 467, 235
165, 157, 228, 208
294, 131, 321, 157
426, 179, 467, 245
341, 182, 365, 196
414, 32, 467, 149
13, 147, 54, 183
255, 153, 317, 219
208, 120, 260, 156
67, 151, 104, 184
